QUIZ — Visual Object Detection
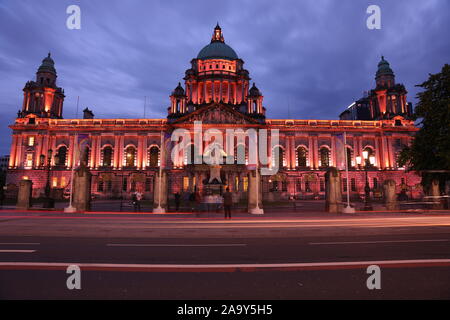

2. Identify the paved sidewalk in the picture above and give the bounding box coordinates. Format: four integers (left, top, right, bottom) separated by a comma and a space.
1, 199, 449, 219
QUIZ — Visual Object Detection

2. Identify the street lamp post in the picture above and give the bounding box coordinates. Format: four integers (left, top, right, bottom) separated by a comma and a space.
43, 149, 54, 208
356, 151, 375, 211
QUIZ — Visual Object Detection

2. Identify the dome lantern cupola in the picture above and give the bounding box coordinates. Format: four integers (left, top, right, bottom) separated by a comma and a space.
375, 55, 395, 88
197, 24, 238, 60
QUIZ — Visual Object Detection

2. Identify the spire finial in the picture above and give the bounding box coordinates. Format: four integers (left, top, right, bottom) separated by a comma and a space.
48, 52, 51, 58
211, 23, 224, 43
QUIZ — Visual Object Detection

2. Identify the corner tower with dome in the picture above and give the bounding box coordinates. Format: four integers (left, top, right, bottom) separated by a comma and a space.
18, 53, 65, 119
340, 56, 413, 121
168, 24, 265, 123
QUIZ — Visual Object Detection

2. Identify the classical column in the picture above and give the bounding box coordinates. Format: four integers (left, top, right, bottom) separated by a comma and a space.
357, 136, 363, 159
142, 135, 148, 169
89, 136, 97, 168
113, 135, 120, 169
387, 137, 396, 169
9, 135, 18, 168
308, 136, 313, 168
285, 136, 290, 169
50, 135, 56, 166
137, 136, 143, 170
313, 136, 319, 169
118, 135, 124, 169
374, 137, 381, 169
67, 134, 75, 168
331, 135, 337, 168
203, 81, 207, 103
96, 136, 102, 168
290, 136, 296, 170
15, 135, 24, 168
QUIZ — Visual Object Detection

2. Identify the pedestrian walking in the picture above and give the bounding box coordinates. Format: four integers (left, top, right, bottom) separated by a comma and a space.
136, 191, 142, 211
132, 191, 142, 212
189, 192, 196, 212
0, 186, 4, 207
174, 192, 181, 211
223, 187, 233, 219
195, 190, 203, 212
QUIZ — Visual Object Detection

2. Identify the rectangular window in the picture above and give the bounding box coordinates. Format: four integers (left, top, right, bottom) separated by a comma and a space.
145, 178, 151, 192
296, 179, 302, 192
305, 181, 311, 192
343, 178, 347, 192
25, 153, 33, 168
107, 181, 112, 192
28, 136, 35, 146
320, 179, 325, 192
243, 177, 248, 192
373, 178, 378, 189
61, 176, 66, 188
52, 177, 58, 188
351, 178, 356, 192
183, 176, 189, 192
122, 177, 127, 192
98, 181, 104, 192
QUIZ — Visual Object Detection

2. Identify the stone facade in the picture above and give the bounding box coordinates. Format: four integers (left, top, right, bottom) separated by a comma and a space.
6, 25, 422, 202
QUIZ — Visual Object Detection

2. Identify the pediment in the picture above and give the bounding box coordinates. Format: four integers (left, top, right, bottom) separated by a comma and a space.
171, 103, 259, 125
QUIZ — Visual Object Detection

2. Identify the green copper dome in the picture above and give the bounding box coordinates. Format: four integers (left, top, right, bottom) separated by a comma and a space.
376, 56, 394, 77
197, 41, 238, 60
37, 52, 56, 74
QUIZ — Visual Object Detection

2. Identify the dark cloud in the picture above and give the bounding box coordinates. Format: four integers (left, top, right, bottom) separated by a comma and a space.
0, 0, 448, 154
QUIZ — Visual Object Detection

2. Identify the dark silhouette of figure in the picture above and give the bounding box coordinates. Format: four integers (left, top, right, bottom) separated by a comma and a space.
174, 192, 181, 211
223, 187, 233, 219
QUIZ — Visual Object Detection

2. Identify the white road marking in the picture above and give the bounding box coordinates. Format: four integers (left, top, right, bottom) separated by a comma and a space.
0, 250, 36, 253
0, 243, 40, 245
309, 239, 450, 245
0, 259, 450, 271
106, 243, 247, 247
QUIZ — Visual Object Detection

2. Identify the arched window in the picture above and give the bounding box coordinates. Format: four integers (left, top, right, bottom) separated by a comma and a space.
319, 147, 330, 168
102, 146, 113, 167
124, 146, 136, 167
82, 147, 90, 166
346, 147, 353, 168
272, 146, 284, 169
297, 147, 308, 167
148, 146, 160, 167
55, 146, 67, 166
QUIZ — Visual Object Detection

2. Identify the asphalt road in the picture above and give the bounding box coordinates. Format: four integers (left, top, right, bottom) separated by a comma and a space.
0, 211, 449, 299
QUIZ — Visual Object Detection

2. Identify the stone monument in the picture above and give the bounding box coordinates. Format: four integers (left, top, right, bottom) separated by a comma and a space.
17, 179, 33, 210
72, 162, 92, 212
325, 167, 342, 213
383, 179, 398, 210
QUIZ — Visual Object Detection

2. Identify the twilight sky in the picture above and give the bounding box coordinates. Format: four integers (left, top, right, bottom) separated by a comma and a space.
0, 0, 449, 154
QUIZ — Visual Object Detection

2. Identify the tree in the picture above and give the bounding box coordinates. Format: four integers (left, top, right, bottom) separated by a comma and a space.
398, 64, 450, 191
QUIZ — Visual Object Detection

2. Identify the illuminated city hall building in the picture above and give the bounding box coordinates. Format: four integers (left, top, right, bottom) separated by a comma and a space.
6, 25, 421, 201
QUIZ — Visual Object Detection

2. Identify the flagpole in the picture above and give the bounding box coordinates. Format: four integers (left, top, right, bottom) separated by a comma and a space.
250, 137, 263, 215
64, 133, 78, 213
153, 131, 165, 213
342, 131, 355, 213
